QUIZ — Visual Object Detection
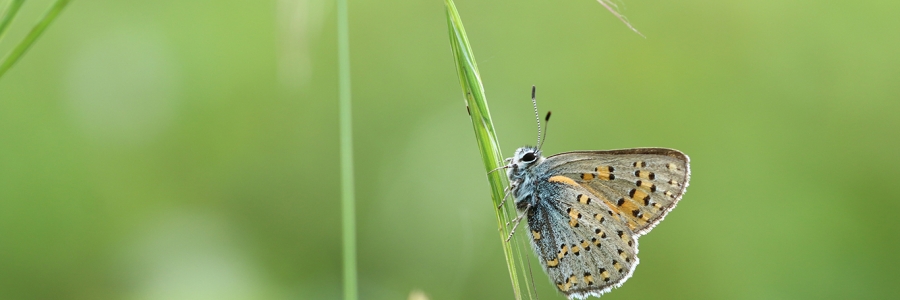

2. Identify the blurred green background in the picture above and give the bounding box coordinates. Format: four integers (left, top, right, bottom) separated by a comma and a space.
1, 0, 898, 299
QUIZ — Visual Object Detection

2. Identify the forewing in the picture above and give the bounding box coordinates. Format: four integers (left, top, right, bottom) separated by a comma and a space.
541, 148, 690, 236
527, 176, 640, 299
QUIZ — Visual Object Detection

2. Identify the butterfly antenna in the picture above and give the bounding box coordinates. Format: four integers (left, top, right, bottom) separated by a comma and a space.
538, 111, 551, 150
531, 85, 542, 147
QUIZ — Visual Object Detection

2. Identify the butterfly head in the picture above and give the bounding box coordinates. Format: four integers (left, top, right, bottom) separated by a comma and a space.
507, 146, 544, 179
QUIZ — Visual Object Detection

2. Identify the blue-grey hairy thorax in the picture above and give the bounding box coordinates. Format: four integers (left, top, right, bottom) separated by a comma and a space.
504, 145, 690, 299
507, 146, 544, 210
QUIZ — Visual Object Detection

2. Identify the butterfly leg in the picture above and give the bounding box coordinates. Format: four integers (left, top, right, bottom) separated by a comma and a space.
496, 186, 513, 209
505, 203, 531, 242
488, 158, 513, 175
498, 179, 521, 209
488, 164, 510, 175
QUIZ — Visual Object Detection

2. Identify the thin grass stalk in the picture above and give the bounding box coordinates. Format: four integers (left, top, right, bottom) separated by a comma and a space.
0, 0, 70, 79
595, 0, 644, 37
444, 0, 536, 299
337, 0, 357, 299
0, 0, 25, 41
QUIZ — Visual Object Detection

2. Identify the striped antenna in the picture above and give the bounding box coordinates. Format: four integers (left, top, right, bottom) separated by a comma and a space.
532, 85, 541, 147
539, 111, 551, 150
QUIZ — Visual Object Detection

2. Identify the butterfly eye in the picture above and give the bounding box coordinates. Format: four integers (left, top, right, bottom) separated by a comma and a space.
522, 152, 536, 162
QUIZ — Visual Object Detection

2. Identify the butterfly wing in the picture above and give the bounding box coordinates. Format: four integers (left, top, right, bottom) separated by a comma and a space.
528, 172, 641, 299
541, 148, 690, 236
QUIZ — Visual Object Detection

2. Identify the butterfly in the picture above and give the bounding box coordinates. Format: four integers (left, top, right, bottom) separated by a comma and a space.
500, 87, 691, 299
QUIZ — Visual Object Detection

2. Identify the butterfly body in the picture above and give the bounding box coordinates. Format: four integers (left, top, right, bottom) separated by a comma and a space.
506, 146, 690, 299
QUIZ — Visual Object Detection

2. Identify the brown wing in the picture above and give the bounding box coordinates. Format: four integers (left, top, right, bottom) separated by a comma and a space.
542, 148, 690, 236
529, 173, 640, 299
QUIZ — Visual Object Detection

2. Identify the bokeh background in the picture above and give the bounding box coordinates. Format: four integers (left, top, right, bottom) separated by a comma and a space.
1, 0, 898, 299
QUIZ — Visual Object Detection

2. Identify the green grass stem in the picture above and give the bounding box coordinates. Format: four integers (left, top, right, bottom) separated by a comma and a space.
444, 1, 536, 299
0, 0, 25, 42
337, 0, 357, 299
0, 0, 70, 79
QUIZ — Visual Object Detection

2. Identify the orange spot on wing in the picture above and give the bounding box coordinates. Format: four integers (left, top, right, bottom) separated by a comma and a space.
568, 208, 580, 219
557, 282, 567, 291
558, 245, 569, 259
548, 175, 578, 186
595, 166, 613, 180
603, 202, 625, 219
636, 170, 655, 180
578, 194, 590, 204
637, 180, 655, 192
547, 258, 559, 267
584, 274, 595, 285
620, 200, 640, 212
560, 275, 575, 290
631, 189, 649, 204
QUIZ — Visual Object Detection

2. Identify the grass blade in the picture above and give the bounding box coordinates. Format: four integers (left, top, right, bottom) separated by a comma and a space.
337, 0, 358, 299
595, 0, 644, 37
0, 0, 25, 41
444, 1, 536, 299
0, 0, 70, 79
